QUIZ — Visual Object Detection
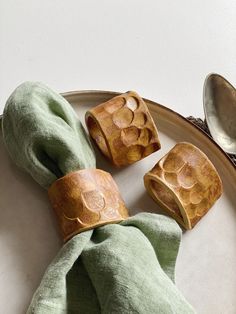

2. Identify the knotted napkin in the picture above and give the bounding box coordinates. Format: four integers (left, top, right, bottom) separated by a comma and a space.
2, 82, 195, 313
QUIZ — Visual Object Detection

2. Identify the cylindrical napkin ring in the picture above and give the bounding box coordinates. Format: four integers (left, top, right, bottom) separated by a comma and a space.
48, 169, 129, 242
144, 142, 222, 229
85, 91, 161, 167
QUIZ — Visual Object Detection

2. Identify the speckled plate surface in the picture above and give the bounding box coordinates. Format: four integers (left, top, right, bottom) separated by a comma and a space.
0, 90, 236, 314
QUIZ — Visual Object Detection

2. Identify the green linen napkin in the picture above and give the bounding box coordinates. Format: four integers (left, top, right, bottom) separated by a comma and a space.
2, 82, 195, 314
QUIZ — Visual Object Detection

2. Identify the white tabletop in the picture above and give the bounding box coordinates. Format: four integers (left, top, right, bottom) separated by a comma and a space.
0, 0, 236, 118
0, 1, 236, 314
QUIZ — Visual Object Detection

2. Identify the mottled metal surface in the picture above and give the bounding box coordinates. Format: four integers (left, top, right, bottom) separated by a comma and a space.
187, 116, 236, 165
203, 73, 236, 154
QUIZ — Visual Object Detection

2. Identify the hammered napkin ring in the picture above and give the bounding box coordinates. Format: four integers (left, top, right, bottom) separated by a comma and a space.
48, 169, 129, 242
85, 91, 161, 167
144, 142, 222, 229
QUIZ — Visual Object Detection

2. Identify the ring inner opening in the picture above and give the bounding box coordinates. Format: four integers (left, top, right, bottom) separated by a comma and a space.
150, 180, 183, 219
86, 116, 111, 159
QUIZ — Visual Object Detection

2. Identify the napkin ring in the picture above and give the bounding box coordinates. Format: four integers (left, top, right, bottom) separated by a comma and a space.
85, 91, 161, 167
144, 142, 222, 229
48, 169, 129, 242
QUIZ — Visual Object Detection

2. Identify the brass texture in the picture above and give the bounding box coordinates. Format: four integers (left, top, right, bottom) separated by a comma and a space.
48, 169, 129, 242
144, 142, 222, 229
85, 91, 161, 167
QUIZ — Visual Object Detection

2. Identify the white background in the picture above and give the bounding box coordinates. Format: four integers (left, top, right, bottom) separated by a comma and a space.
0, 0, 236, 117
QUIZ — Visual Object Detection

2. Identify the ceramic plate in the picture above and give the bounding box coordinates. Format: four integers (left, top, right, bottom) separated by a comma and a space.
0, 91, 236, 314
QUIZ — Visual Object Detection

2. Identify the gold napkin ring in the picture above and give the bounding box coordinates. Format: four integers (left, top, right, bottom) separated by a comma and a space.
48, 169, 129, 242
85, 91, 161, 167
144, 142, 222, 229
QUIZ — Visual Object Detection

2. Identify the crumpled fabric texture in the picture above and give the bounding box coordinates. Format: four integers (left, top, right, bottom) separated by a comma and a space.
2, 81, 95, 188
2, 82, 195, 313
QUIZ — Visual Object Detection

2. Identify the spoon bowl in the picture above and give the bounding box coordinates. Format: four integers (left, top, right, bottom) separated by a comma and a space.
203, 73, 236, 154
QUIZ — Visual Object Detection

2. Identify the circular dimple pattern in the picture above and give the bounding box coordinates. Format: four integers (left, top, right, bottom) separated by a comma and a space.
139, 128, 152, 146
126, 96, 138, 111
163, 153, 185, 172
164, 172, 179, 187
196, 198, 208, 215
101, 207, 118, 219
121, 126, 140, 146
185, 197, 208, 219
127, 145, 144, 162
160, 159, 210, 223
105, 97, 125, 113
190, 183, 204, 204
113, 107, 134, 128
177, 163, 197, 188
148, 143, 222, 228
133, 112, 147, 126
185, 203, 197, 219
81, 190, 105, 212
143, 143, 159, 157
112, 137, 123, 152
87, 92, 161, 166
69, 186, 81, 200
178, 187, 190, 204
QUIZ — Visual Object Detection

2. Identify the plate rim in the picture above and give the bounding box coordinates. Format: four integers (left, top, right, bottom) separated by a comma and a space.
1, 88, 235, 172
61, 89, 236, 171
0, 89, 235, 313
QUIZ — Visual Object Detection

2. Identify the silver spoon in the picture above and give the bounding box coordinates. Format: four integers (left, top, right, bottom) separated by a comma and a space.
203, 73, 236, 154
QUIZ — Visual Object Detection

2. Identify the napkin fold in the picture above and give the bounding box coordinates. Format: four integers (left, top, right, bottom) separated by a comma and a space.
2, 81, 95, 188
2, 82, 195, 314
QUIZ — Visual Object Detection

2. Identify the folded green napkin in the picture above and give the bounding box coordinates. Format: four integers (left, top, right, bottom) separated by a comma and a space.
2, 82, 195, 313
